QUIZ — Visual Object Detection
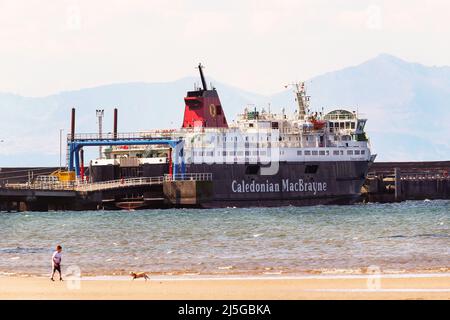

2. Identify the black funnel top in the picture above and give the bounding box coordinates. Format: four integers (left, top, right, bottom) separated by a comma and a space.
198, 63, 208, 91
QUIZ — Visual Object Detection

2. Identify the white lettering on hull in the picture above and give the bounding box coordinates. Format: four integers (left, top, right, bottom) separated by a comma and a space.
232, 179, 327, 195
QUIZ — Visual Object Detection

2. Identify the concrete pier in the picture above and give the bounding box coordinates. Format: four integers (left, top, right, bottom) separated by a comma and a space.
163, 180, 213, 206
0, 174, 213, 211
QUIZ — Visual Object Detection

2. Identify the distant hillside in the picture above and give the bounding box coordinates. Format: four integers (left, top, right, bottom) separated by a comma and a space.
273, 54, 450, 161
1, 54, 449, 166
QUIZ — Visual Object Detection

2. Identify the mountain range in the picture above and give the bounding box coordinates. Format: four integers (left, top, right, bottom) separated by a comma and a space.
1, 53, 449, 166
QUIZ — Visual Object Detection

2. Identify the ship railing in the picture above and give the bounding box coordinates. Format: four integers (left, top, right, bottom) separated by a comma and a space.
67, 132, 184, 141
67, 132, 172, 141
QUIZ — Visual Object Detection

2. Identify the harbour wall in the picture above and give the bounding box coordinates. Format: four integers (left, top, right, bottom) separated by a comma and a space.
362, 161, 450, 203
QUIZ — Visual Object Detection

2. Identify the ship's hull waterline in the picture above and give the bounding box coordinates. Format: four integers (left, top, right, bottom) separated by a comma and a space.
90, 160, 371, 208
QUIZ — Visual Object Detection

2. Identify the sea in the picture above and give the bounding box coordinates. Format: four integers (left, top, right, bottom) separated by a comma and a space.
0, 200, 449, 277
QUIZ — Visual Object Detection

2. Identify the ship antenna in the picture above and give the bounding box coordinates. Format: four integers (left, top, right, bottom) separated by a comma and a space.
197, 63, 208, 91
286, 82, 308, 120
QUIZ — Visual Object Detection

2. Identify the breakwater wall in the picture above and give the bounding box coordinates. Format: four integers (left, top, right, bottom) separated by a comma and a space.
362, 161, 450, 203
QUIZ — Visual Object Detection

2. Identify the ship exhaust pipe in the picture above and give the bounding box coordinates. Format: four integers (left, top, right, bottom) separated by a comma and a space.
198, 63, 208, 91
113, 108, 118, 140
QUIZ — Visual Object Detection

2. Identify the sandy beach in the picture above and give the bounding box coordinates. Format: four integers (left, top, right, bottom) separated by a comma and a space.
0, 274, 449, 300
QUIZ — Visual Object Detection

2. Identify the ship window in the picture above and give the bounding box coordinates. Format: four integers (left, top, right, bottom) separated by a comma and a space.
333, 150, 340, 155
271, 122, 279, 129
346, 122, 350, 129
237, 151, 244, 156
340, 122, 345, 129
305, 165, 319, 174
245, 165, 260, 175
355, 150, 360, 155
351, 122, 356, 129
361, 150, 366, 155
312, 150, 318, 156
319, 151, 326, 155
297, 150, 302, 156
347, 150, 354, 155
260, 151, 266, 156
222, 151, 227, 156
249, 123, 254, 128
304, 150, 311, 156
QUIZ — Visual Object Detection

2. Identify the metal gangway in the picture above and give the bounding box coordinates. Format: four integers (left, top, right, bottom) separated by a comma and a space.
67, 132, 187, 178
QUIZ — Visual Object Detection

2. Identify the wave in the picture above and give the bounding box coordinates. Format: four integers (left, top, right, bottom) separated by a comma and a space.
381, 233, 450, 239
0, 247, 49, 254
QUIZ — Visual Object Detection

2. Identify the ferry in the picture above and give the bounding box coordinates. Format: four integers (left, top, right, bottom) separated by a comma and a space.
89, 64, 376, 207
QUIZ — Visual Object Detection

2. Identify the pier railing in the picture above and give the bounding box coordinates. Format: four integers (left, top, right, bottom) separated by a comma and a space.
164, 173, 213, 181
400, 173, 450, 181
75, 176, 165, 192
367, 171, 450, 181
4, 173, 213, 192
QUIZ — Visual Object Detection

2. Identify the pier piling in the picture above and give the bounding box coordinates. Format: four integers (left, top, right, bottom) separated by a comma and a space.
394, 167, 402, 201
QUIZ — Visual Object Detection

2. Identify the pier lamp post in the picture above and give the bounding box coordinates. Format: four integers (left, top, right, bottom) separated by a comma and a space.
96, 109, 104, 158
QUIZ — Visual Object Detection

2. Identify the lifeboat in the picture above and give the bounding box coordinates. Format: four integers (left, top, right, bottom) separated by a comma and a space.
311, 118, 327, 130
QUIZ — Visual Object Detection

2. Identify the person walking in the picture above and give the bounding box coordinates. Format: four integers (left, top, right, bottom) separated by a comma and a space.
51, 245, 63, 281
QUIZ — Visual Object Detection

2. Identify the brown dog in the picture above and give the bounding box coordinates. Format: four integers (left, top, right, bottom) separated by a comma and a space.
129, 271, 149, 281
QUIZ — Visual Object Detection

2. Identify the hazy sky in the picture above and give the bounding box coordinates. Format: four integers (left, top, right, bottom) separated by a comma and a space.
1, 0, 449, 96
